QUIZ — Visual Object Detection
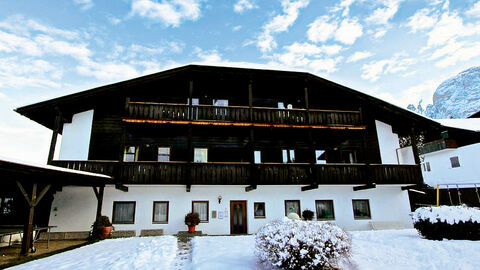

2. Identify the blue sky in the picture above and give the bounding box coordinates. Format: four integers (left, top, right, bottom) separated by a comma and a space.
1, 0, 480, 163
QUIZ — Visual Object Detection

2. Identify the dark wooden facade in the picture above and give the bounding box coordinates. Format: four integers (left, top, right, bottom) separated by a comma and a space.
16, 65, 443, 187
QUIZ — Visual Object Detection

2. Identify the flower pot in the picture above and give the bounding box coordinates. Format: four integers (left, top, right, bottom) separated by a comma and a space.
188, 225, 196, 233
101, 226, 112, 237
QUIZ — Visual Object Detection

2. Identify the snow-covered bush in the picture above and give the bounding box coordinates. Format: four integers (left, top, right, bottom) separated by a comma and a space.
412, 205, 480, 240
255, 218, 351, 269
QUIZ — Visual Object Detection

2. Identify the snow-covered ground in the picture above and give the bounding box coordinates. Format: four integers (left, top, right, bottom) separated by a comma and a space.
8, 236, 177, 270
7, 230, 480, 270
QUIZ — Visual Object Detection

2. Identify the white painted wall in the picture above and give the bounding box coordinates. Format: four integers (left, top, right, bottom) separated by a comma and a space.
397, 146, 415, 165
48, 185, 413, 235
375, 120, 400, 164
58, 110, 94, 160
421, 142, 480, 187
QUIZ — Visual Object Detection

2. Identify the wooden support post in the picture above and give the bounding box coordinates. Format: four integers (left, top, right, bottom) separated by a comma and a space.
47, 113, 62, 164
353, 183, 376, 191
410, 127, 421, 164
93, 186, 105, 221
16, 182, 51, 255
186, 79, 194, 192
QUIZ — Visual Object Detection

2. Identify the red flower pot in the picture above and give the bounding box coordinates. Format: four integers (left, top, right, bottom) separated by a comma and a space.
188, 225, 196, 233
101, 226, 112, 237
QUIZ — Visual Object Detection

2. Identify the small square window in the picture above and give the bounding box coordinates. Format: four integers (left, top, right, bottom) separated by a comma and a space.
254, 202, 266, 218
315, 200, 335, 220
450, 156, 460, 168
254, 151, 261, 164
158, 147, 170, 162
426, 162, 431, 172
124, 146, 137, 162
113, 201, 136, 224
285, 200, 301, 216
192, 201, 209, 222
316, 150, 327, 164
153, 201, 169, 223
194, 148, 208, 163
352, 200, 371, 219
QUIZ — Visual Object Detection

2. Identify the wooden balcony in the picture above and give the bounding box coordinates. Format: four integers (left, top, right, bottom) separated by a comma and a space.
124, 101, 363, 128
420, 139, 457, 155
50, 161, 422, 186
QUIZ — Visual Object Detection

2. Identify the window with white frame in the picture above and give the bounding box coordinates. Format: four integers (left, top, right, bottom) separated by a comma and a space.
282, 149, 295, 163
284, 200, 301, 216
192, 201, 209, 222
124, 146, 138, 162
152, 201, 169, 223
158, 147, 170, 162
194, 148, 208, 163
254, 151, 261, 164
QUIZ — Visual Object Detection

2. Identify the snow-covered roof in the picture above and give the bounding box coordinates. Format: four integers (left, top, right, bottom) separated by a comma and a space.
0, 155, 112, 179
436, 118, 480, 132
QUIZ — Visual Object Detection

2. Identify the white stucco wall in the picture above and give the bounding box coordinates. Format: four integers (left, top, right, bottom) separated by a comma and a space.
421, 142, 480, 187
375, 120, 400, 164
58, 110, 94, 160
397, 146, 415, 165
48, 185, 413, 235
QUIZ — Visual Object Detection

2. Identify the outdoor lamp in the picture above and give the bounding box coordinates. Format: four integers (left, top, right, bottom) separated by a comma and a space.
218, 195, 222, 204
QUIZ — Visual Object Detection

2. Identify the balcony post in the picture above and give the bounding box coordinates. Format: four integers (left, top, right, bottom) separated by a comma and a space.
186, 79, 194, 191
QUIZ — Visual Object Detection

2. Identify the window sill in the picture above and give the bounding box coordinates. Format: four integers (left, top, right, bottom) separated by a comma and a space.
112, 222, 135, 225
152, 221, 168, 224
254, 216, 266, 219
354, 217, 371, 220
317, 218, 335, 221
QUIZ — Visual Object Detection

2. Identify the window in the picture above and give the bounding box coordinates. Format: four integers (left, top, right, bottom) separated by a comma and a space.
213, 99, 228, 116
282, 149, 295, 163
1, 197, 14, 215
254, 151, 261, 164
112, 201, 136, 224
254, 202, 266, 218
284, 200, 301, 216
152, 201, 169, 223
124, 146, 138, 162
187, 98, 199, 105
352, 200, 371, 219
158, 147, 170, 162
341, 150, 357, 164
315, 200, 335, 220
316, 150, 327, 164
194, 148, 208, 163
450, 156, 460, 168
192, 201, 209, 222
426, 162, 431, 172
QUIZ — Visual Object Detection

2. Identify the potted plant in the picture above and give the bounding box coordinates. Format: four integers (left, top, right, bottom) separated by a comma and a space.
184, 212, 200, 233
91, 215, 113, 239
302, 209, 314, 221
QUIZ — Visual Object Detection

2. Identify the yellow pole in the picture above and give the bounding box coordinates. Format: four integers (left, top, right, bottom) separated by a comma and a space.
436, 185, 440, 206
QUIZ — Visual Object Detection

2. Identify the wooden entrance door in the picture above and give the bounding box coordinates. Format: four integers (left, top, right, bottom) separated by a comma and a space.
230, 201, 247, 234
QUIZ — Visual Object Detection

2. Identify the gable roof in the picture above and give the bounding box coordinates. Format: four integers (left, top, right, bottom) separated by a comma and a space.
15, 64, 441, 132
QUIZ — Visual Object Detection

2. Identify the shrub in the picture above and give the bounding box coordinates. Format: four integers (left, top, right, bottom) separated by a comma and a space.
90, 215, 113, 240
185, 212, 201, 226
412, 205, 480, 240
255, 218, 351, 269
302, 209, 314, 221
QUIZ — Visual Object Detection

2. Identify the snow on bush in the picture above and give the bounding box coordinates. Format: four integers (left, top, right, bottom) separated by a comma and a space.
255, 218, 351, 269
412, 205, 480, 240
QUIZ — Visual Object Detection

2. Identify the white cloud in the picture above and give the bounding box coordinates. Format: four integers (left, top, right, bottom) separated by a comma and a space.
466, 1, 480, 17
400, 78, 445, 107
372, 28, 387, 39
73, 0, 94, 11
334, 18, 363, 45
332, 0, 356, 17
405, 8, 437, 33
366, 0, 403, 25
434, 42, 480, 68
256, 0, 310, 53
108, 16, 122, 25
347, 51, 373, 63
361, 53, 416, 82
426, 12, 479, 47
0, 15, 79, 40
0, 30, 43, 56
429, 40, 465, 60
0, 57, 62, 89
234, 0, 257, 13
34, 35, 91, 60
232, 25, 242, 31
76, 59, 140, 82
307, 16, 337, 43
130, 0, 202, 27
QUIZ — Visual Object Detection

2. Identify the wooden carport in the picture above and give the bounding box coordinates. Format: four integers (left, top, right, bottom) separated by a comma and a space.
0, 157, 113, 255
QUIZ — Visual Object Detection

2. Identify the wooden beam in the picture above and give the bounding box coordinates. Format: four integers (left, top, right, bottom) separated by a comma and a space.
33, 184, 51, 207
401, 184, 427, 191
92, 186, 99, 200
115, 184, 128, 192
245, 185, 257, 192
16, 181, 31, 206
353, 183, 376, 191
95, 186, 104, 221
19, 183, 37, 255
186, 184, 191, 192
410, 127, 421, 164
47, 113, 62, 164
301, 183, 318, 192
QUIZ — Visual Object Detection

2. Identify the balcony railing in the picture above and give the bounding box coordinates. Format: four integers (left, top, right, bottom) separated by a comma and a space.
51, 160, 422, 186
125, 101, 362, 126
420, 139, 457, 155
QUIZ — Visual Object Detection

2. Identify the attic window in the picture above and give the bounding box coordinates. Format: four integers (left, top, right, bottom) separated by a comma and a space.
450, 156, 460, 168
